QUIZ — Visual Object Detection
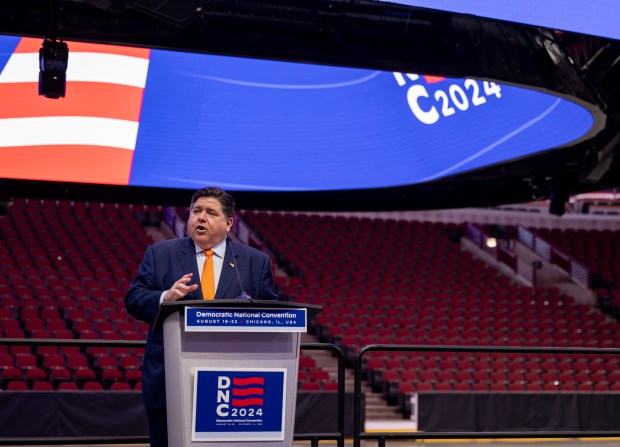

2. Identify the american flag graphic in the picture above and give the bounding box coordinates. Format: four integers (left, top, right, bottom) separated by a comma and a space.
0, 37, 150, 185
231, 376, 265, 407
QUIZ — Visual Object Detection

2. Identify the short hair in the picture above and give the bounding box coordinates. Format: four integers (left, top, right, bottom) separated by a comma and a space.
190, 186, 235, 219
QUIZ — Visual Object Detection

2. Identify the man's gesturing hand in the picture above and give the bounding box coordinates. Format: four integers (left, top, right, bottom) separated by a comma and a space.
163, 273, 199, 302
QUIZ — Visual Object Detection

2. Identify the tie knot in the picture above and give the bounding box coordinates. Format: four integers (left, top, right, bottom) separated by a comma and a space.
203, 249, 214, 257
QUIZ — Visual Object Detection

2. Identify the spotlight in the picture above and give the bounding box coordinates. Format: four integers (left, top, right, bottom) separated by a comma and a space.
485, 237, 498, 249
39, 38, 69, 99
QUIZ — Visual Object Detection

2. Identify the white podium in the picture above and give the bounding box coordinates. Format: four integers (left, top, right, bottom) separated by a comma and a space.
153, 300, 321, 447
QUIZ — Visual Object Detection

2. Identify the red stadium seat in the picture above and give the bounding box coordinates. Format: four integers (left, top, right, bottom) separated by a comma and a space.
0, 353, 14, 368
110, 381, 132, 391
1, 367, 23, 383
58, 382, 80, 391
125, 369, 142, 384
300, 381, 321, 391
310, 370, 330, 382
454, 382, 471, 391
75, 368, 97, 385
7, 381, 28, 390
66, 354, 89, 370
50, 368, 73, 386
33, 381, 55, 391
323, 381, 339, 391
15, 354, 37, 369
102, 368, 123, 386
25, 368, 47, 384
415, 382, 434, 392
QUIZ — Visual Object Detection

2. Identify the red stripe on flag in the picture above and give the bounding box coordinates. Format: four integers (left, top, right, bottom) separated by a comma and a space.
0, 83, 145, 121
0, 145, 133, 185
14, 37, 151, 59
232, 387, 264, 396
423, 75, 446, 84
232, 377, 265, 386
232, 398, 264, 407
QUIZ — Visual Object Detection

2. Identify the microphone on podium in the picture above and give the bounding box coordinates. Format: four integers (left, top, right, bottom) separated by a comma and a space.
226, 236, 253, 302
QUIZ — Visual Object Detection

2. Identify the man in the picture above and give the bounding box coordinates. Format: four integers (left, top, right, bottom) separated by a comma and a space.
125, 186, 279, 447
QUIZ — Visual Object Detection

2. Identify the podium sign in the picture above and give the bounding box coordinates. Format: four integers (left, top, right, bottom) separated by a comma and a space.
192, 368, 287, 441
185, 307, 307, 332
156, 300, 321, 447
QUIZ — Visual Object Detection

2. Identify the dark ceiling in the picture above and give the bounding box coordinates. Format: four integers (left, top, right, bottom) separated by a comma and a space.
0, 0, 619, 212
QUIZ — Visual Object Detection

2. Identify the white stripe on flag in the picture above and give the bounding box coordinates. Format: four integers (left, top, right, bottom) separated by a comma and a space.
0, 116, 139, 149
0, 52, 150, 88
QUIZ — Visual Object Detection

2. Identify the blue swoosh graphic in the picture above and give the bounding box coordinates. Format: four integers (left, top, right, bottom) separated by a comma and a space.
176, 70, 383, 90
421, 98, 562, 181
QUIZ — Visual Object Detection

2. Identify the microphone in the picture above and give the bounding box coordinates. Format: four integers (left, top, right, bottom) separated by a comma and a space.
226, 236, 253, 301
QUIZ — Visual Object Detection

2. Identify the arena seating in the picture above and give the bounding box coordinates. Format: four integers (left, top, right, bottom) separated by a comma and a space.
241, 211, 620, 415
533, 227, 619, 289
2, 202, 619, 407
0, 198, 152, 391
0, 199, 333, 391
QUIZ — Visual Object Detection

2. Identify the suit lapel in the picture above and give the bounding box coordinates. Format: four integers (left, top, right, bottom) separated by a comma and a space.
179, 237, 202, 300
216, 242, 237, 299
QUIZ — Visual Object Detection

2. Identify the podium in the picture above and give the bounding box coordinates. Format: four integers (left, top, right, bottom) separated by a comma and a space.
153, 299, 321, 447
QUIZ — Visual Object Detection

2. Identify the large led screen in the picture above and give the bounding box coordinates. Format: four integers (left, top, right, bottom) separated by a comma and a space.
376, 0, 620, 41
0, 35, 600, 192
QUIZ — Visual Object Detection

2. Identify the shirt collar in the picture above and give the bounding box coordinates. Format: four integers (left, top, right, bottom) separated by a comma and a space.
194, 238, 227, 258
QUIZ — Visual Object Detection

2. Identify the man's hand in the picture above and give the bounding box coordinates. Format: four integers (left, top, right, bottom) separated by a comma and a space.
163, 273, 199, 302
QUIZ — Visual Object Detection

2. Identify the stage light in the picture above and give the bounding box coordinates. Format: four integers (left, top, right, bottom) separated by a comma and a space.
39, 38, 69, 99
548, 180, 569, 217
548, 197, 566, 216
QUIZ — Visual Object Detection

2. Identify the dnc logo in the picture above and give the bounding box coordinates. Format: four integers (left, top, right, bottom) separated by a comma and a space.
193, 368, 286, 437
216, 375, 265, 417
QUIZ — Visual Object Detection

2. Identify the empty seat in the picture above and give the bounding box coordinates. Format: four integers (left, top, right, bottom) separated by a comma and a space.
33, 381, 55, 391
309, 370, 330, 382
7, 381, 28, 390
42, 354, 66, 370
110, 381, 132, 391
323, 381, 339, 391
15, 354, 37, 369
25, 368, 47, 384
75, 368, 97, 385
125, 369, 142, 384
102, 369, 123, 387
50, 368, 73, 386
300, 381, 322, 391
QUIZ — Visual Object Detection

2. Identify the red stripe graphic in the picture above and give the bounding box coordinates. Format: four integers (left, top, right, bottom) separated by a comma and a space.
232, 398, 264, 407
423, 75, 446, 84
0, 37, 149, 186
232, 377, 265, 386
232, 387, 264, 396
0, 146, 134, 185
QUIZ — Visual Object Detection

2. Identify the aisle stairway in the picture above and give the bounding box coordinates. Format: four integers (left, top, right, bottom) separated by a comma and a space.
300, 333, 404, 422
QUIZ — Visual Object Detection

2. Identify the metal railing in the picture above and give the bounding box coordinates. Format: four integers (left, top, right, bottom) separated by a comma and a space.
517, 225, 591, 288
354, 344, 620, 447
0, 338, 345, 447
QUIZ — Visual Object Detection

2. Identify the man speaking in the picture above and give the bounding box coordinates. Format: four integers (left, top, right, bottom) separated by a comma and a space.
125, 186, 279, 447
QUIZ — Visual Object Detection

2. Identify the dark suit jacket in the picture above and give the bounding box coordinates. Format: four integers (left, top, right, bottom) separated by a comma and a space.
125, 237, 279, 408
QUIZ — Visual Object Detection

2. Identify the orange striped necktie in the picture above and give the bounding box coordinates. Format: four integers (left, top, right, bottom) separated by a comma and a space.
201, 249, 215, 300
